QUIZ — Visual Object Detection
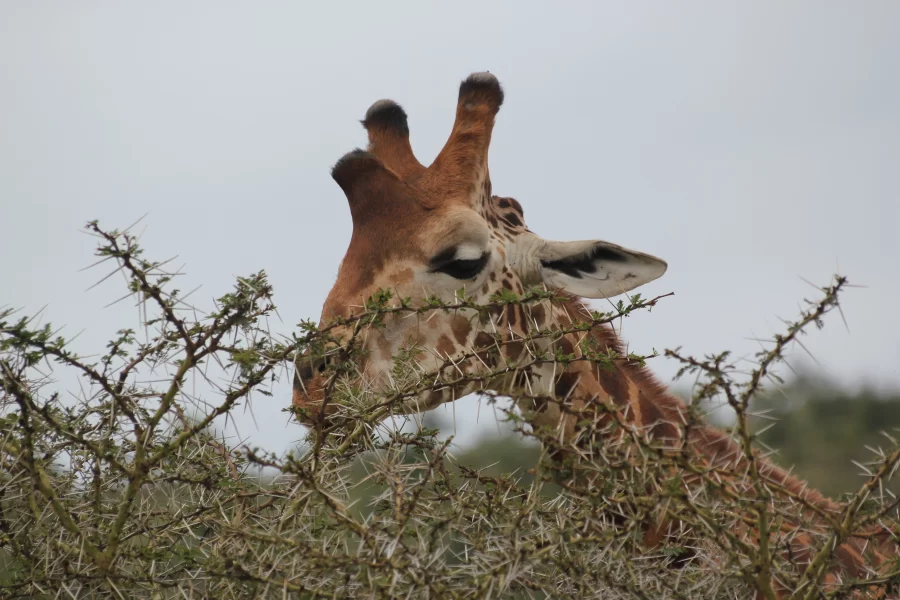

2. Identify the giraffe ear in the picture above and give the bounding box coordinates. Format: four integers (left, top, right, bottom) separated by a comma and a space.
537, 240, 668, 299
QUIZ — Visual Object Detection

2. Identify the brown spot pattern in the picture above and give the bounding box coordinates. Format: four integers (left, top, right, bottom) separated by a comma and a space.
506, 339, 525, 361
473, 332, 499, 367
505, 305, 518, 327
554, 372, 581, 400
529, 304, 546, 327
436, 334, 455, 357
451, 314, 472, 345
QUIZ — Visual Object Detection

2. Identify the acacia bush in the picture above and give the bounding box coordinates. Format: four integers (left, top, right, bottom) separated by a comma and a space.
2, 221, 899, 599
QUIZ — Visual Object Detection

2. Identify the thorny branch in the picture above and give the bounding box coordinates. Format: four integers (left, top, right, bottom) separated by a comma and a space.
1, 221, 898, 599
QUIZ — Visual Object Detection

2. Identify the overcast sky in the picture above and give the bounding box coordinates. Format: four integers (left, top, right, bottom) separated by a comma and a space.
2, 3, 898, 451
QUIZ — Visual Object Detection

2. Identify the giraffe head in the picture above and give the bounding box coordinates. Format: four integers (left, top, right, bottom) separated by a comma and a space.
293, 72, 668, 424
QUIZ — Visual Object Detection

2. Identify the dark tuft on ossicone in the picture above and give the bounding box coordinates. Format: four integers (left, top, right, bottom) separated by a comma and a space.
459, 71, 504, 109
362, 99, 409, 135
331, 149, 384, 192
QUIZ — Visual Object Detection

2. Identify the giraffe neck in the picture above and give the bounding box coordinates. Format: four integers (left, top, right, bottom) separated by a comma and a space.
524, 296, 840, 514
519, 297, 900, 587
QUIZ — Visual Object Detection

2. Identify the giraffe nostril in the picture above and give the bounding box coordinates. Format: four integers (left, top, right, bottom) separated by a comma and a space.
296, 361, 313, 383
296, 352, 332, 385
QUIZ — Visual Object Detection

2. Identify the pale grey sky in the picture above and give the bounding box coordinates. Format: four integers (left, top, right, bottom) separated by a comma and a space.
2, 2, 898, 451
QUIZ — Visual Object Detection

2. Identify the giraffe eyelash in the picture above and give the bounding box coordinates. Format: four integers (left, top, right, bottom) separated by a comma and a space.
429, 251, 490, 280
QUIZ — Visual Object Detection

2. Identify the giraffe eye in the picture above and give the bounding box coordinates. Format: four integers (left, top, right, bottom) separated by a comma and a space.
429, 249, 490, 280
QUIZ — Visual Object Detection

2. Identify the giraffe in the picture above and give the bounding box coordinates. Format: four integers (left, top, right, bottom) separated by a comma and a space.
292, 72, 898, 597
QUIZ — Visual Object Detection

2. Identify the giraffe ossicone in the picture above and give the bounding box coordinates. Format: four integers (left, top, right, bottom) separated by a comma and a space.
293, 71, 898, 597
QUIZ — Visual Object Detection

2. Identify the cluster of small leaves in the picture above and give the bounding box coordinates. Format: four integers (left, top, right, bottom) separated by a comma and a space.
2, 221, 900, 599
